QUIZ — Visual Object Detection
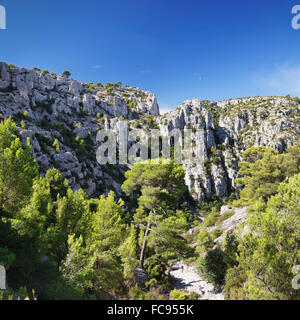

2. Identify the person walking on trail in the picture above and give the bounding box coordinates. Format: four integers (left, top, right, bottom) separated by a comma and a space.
186, 263, 189, 271
181, 265, 184, 273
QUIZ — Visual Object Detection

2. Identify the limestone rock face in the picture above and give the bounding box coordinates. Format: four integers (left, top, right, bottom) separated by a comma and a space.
157, 97, 299, 201
0, 63, 299, 201
0, 63, 160, 196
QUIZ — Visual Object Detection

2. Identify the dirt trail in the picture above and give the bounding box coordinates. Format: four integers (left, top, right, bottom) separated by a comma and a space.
170, 261, 224, 300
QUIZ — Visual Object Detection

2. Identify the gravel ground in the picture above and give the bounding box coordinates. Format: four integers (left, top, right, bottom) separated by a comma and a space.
170, 261, 224, 300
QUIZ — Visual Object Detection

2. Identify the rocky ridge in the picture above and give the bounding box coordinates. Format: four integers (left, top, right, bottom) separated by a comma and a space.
0, 62, 159, 196
156, 96, 299, 201
0, 62, 299, 202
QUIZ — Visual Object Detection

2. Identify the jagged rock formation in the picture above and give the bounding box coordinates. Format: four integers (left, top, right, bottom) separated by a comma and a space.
157, 97, 299, 201
0, 62, 159, 196
0, 62, 299, 202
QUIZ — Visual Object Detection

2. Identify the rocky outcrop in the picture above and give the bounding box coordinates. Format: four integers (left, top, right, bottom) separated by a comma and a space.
0, 62, 159, 196
0, 62, 299, 202
157, 97, 299, 201
214, 206, 248, 245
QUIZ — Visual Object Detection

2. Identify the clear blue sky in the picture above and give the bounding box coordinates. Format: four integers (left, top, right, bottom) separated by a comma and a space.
0, 0, 299, 112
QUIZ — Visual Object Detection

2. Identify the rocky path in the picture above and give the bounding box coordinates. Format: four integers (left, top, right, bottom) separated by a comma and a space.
170, 261, 224, 300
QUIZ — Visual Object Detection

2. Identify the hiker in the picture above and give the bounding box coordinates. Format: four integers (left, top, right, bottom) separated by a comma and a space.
181, 265, 184, 273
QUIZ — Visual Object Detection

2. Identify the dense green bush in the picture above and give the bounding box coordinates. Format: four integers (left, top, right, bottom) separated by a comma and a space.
229, 174, 300, 299
196, 248, 227, 285
235, 145, 300, 206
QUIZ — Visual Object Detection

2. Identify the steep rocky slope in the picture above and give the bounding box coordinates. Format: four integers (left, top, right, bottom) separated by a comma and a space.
157, 97, 299, 201
0, 62, 159, 196
0, 62, 299, 202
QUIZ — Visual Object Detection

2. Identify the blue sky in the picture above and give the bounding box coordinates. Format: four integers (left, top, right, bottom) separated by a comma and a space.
0, 0, 299, 113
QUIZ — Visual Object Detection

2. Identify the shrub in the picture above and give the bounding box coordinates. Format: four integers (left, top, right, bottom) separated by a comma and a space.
216, 210, 235, 226
62, 70, 71, 78
127, 99, 137, 109
210, 228, 222, 241
144, 256, 168, 283
169, 289, 200, 300
196, 248, 227, 285
53, 138, 60, 153
223, 265, 247, 300
203, 207, 220, 227
196, 228, 213, 253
